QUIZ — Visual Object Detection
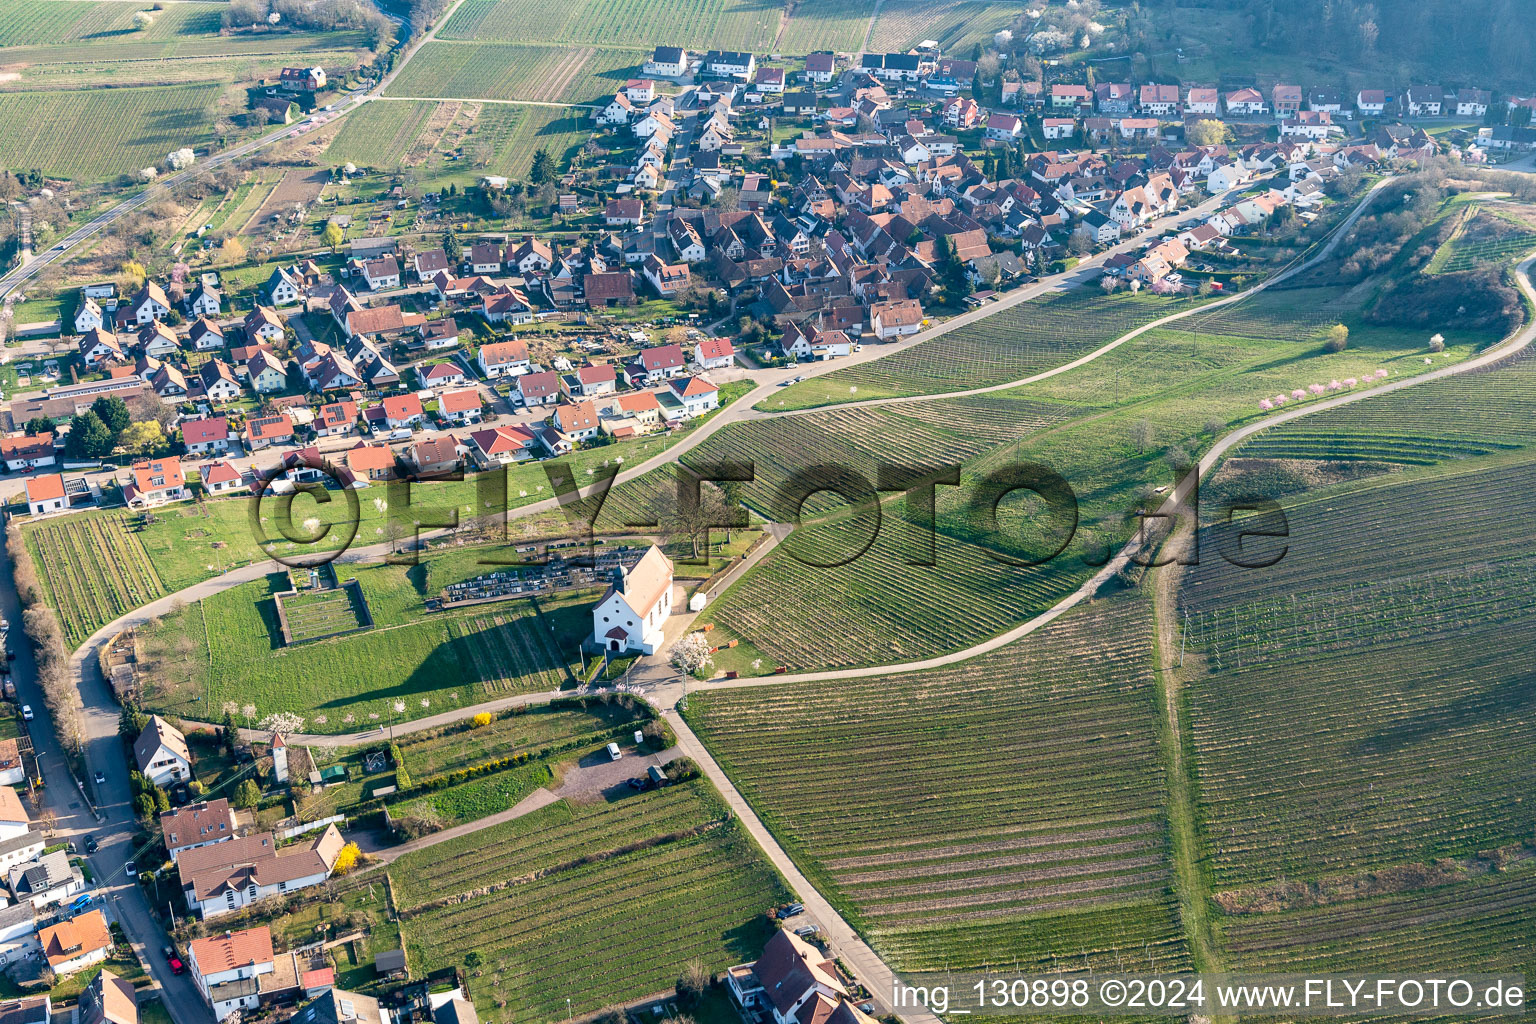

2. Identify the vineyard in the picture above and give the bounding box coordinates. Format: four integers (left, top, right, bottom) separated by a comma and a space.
774, 0, 871, 54
323, 100, 438, 168
1179, 459, 1536, 888
134, 572, 590, 732
0, 84, 219, 181
868, 0, 1022, 55
1220, 867, 1536, 979
437, 0, 781, 52
687, 596, 1189, 974
26, 514, 167, 648
383, 42, 638, 105
393, 782, 789, 1024
760, 291, 1186, 410
1424, 206, 1536, 274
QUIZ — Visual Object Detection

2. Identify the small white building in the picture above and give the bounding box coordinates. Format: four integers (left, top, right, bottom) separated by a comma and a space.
592, 546, 674, 655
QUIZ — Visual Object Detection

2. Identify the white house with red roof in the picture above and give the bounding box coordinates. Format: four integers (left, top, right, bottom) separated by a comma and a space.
592, 545, 673, 654
694, 337, 735, 370
201, 460, 247, 495
188, 926, 275, 1021
478, 338, 531, 377
727, 929, 875, 1024
636, 343, 687, 381
123, 457, 187, 508
25, 474, 67, 517
667, 375, 719, 418
380, 394, 425, 430
180, 417, 230, 455
437, 388, 483, 426
467, 424, 538, 468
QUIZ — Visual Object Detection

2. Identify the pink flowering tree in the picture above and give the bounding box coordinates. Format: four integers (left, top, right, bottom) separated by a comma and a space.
1259, 398, 1274, 410
1291, 388, 1306, 400
1343, 377, 1357, 387
1328, 379, 1342, 391
1274, 393, 1288, 404
1375, 368, 1389, 378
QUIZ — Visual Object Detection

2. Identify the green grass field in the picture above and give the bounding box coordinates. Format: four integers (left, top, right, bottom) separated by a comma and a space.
392, 780, 791, 1024
436, 0, 781, 52
0, 84, 221, 180
383, 42, 636, 105
687, 595, 1189, 974
867, 0, 1021, 53
135, 563, 592, 732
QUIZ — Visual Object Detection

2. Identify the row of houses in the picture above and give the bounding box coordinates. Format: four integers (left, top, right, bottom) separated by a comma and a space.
1038, 81, 1496, 121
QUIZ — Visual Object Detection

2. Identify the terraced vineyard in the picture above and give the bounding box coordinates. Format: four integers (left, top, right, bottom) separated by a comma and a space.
687, 596, 1189, 974
760, 291, 1186, 410
323, 100, 439, 168
393, 782, 789, 1024
1179, 459, 1536, 888
26, 515, 167, 648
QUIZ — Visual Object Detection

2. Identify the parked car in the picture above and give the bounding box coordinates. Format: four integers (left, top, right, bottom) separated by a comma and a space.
84, 836, 98, 854
20, 705, 32, 721
606, 742, 622, 761
164, 946, 185, 974
67, 894, 93, 916
93, 771, 105, 785
123, 861, 135, 877
783, 902, 805, 917
794, 925, 818, 937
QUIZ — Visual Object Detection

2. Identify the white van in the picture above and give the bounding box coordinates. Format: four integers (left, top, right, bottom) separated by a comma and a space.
607, 742, 622, 761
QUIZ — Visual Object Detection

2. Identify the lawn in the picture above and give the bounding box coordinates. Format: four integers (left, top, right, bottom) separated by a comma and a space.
685, 594, 1189, 975
134, 565, 595, 733
391, 780, 792, 1024
0, 84, 222, 181
386, 760, 551, 826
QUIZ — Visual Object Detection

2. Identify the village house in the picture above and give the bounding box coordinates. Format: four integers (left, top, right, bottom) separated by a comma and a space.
644, 45, 688, 77
468, 243, 503, 275
984, 113, 1022, 141
134, 715, 191, 785
1455, 88, 1490, 118
803, 52, 835, 83
125, 282, 172, 325
189, 318, 225, 351
1224, 88, 1267, 116
636, 344, 687, 382
180, 417, 230, 455
478, 338, 531, 377
1271, 84, 1302, 118
244, 306, 286, 344
343, 443, 397, 484
551, 401, 601, 446
196, 357, 242, 403
437, 388, 483, 426
247, 350, 287, 394
510, 369, 556, 407
563, 363, 618, 398
668, 375, 719, 418
74, 297, 104, 334
266, 266, 303, 306
418, 361, 468, 390
24, 474, 66, 517
1356, 89, 1388, 116
0, 433, 55, 472
38, 910, 110, 977
870, 298, 923, 340
124, 457, 187, 509
1139, 83, 1180, 116
727, 928, 873, 1024
1281, 110, 1335, 140
245, 414, 295, 451
380, 394, 425, 431
599, 391, 664, 437
604, 198, 645, 226
1050, 83, 1090, 110
0, 739, 25, 787
1185, 86, 1219, 115
187, 282, 221, 318
179, 826, 344, 919
410, 436, 462, 478
694, 338, 734, 370
8, 851, 84, 910
79, 969, 138, 1024
584, 271, 635, 308
201, 460, 246, 495
1095, 82, 1134, 114
188, 926, 276, 1020
467, 424, 538, 468
362, 257, 401, 290
137, 321, 179, 359
592, 544, 673, 654
78, 328, 123, 368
